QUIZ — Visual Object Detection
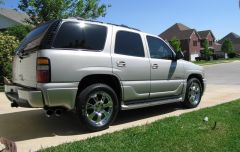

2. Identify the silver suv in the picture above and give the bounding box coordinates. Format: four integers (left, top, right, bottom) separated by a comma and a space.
4, 18, 206, 131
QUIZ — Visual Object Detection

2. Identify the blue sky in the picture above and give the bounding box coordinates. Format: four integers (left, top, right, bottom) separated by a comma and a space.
2, 0, 240, 40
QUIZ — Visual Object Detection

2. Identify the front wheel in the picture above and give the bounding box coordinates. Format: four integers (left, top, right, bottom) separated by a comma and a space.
76, 84, 119, 131
183, 78, 202, 108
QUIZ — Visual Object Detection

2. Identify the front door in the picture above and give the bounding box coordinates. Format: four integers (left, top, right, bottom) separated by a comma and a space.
146, 36, 185, 99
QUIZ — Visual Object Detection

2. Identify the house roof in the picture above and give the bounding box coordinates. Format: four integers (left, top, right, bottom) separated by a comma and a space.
159, 23, 199, 40
197, 30, 215, 40
218, 32, 240, 44
0, 8, 28, 25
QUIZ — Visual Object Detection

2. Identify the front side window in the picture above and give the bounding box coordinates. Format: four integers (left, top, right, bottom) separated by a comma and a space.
115, 31, 145, 57
53, 22, 107, 51
146, 36, 173, 60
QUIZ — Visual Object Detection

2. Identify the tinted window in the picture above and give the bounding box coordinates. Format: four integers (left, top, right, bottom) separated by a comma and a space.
53, 22, 107, 50
147, 36, 173, 60
115, 31, 144, 57
16, 22, 51, 52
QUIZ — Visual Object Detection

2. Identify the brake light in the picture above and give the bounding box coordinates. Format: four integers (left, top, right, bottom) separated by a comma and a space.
37, 57, 50, 83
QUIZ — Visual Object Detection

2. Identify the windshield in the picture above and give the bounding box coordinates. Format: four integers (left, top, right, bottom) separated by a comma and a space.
16, 22, 52, 53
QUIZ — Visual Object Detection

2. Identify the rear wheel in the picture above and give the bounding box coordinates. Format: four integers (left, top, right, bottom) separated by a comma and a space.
76, 83, 119, 131
183, 78, 202, 108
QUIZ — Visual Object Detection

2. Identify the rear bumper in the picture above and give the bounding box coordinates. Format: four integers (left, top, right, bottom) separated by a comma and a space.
4, 82, 79, 109
4, 85, 44, 108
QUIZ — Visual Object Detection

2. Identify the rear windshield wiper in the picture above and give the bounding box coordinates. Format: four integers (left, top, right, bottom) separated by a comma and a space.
17, 51, 30, 59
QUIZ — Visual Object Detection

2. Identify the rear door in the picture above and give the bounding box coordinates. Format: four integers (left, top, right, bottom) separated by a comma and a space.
111, 28, 151, 101
146, 36, 185, 98
13, 22, 53, 87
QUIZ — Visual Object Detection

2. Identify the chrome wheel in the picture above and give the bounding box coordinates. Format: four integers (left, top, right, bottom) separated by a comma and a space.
85, 91, 113, 127
188, 82, 201, 105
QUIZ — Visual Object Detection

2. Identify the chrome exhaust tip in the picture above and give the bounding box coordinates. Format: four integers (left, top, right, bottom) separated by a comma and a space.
55, 109, 63, 117
46, 110, 54, 117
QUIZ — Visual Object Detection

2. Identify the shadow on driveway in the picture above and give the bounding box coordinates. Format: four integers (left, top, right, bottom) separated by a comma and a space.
0, 103, 183, 142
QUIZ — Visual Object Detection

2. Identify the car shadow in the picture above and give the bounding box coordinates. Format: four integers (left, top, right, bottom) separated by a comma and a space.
114, 102, 183, 125
0, 102, 184, 142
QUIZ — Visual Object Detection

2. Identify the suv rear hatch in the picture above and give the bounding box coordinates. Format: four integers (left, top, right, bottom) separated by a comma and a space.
12, 21, 59, 88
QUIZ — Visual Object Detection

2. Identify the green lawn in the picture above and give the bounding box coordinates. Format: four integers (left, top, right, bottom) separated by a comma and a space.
41, 99, 240, 152
193, 58, 240, 65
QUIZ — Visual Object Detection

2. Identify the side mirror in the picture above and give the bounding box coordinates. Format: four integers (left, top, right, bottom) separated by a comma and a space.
174, 51, 184, 60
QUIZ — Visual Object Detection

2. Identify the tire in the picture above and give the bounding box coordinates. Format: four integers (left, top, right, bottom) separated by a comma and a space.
76, 83, 119, 131
183, 78, 202, 108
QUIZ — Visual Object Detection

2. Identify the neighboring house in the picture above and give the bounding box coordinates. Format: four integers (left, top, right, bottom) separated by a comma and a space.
159, 23, 201, 61
197, 30, 215, 51
197, 30, 225, 58
218, 32, 240, 55
0, 8, 28, 30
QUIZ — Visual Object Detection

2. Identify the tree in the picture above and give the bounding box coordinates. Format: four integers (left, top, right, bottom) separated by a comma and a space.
202, 39, 212, 60
18, 0, 111, 26
168, 37, 181, 52
221, 39, 236, 58
0, 0, 4, 6
5, 25, 32, 41
221, 39, 234, 53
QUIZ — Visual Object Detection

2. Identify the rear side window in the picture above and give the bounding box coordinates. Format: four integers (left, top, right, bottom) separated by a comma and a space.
115, 31, 145, 57
53, 22, 107, 51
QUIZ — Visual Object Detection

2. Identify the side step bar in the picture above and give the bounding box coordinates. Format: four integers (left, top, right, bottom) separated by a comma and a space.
121, 97, 183, 110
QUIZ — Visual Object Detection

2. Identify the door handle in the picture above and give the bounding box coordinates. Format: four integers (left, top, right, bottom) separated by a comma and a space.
152, 64, 158, 69
117, 61, 126, 67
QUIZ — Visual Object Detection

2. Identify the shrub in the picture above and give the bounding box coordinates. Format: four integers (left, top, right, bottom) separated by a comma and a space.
0, 33, 19, 83
228, 51, 236, 58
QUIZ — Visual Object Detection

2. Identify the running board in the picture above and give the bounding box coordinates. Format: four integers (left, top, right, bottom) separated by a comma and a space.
121, 97, 183, 110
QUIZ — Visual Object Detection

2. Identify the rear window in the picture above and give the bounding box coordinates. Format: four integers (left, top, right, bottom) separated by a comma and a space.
16, 22, 51, 52
53, 22, 107, 51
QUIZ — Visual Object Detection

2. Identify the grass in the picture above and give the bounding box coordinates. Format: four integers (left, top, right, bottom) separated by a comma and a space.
41, 99, 240, 152
193, 57, 240, 65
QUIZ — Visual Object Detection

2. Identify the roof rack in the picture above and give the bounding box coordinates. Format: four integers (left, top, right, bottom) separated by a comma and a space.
67, 17, 141, 32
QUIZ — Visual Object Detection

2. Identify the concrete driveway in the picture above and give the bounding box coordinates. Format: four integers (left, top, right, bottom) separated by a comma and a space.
0, 61, 240, 152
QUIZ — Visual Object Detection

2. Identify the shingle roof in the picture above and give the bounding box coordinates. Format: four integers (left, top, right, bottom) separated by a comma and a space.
0, 8, 29, 25
198, 30, 209, 38
159, 23, 199, 40
198, 30, 215, 41
218, 32, 240, 44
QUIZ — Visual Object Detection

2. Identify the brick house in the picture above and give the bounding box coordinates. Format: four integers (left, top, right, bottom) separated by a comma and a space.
159, 23, 201, 61
218, 32, 240, 55
197, 30, 223, 57
197, 30, 215, 50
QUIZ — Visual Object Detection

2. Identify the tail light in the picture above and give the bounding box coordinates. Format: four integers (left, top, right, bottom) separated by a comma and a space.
37, 57, 50, 83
